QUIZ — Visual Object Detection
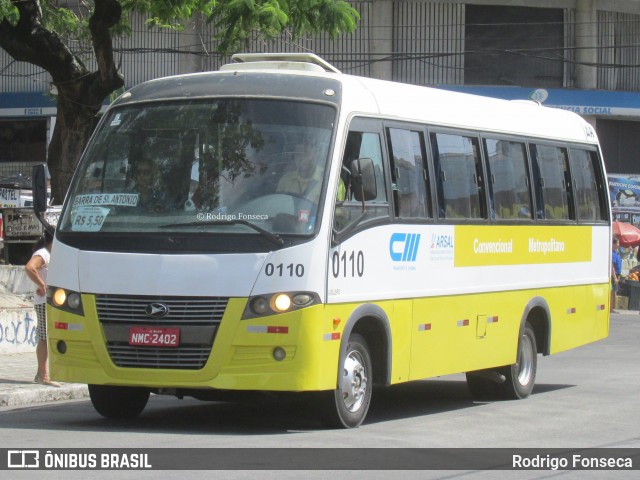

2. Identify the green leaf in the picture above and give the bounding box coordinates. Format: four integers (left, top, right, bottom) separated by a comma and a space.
0, 0, 19, 26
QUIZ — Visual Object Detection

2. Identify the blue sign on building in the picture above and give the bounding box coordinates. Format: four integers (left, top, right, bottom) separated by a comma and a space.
437, 85, 640, 118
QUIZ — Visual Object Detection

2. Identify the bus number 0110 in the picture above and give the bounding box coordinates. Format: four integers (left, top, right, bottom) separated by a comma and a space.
265, 263, 305, 277
332, 250, 364, 278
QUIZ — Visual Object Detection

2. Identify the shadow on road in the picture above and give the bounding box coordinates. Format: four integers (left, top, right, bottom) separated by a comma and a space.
0, 378, 574, 435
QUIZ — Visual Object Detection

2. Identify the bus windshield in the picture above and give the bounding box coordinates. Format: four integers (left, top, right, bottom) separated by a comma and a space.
58, 99, 335, 238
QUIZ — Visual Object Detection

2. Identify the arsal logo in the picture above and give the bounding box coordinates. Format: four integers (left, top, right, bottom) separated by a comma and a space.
431, 234, 454, 249
389, 233, 421, 262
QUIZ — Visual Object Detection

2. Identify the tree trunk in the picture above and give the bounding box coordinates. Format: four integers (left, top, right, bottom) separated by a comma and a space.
0, 0, 124, 203
47, 94, 100, 204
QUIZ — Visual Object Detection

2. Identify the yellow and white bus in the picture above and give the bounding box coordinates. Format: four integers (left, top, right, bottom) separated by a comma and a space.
35, 53, 611, 428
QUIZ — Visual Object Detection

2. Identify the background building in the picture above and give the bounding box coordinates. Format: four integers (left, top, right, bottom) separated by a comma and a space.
2, 0, 640, 179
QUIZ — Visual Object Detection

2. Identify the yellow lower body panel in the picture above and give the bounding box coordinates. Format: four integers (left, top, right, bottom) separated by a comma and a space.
408, 283, 609, 381
48, 297, 344, 391
47, 284, 609, 391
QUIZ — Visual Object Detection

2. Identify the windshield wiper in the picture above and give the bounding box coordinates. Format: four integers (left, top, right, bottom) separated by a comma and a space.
159, 219, 284, 247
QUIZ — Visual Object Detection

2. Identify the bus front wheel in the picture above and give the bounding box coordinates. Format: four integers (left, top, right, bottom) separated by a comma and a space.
89, 384, 150, 419
320, 333, 372, 428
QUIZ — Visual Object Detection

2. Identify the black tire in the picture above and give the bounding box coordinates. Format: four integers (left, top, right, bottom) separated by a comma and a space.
465, 371, 501, 401
498, 322, 537, 399
320, 333, 373, 428
466, 322, 537, 401
89, 384, 150, 420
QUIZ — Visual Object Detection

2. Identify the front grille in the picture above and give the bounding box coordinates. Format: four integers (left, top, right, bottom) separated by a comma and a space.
95, 294, 229, 369
95, 295, 228, 325
106, 345, 211, 369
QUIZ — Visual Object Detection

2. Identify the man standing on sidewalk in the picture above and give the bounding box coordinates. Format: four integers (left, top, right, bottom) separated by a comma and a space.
612, 236, 622, 313
24, 230, 60, 387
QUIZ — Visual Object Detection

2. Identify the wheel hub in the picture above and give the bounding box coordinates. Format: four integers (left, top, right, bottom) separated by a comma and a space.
517, 334, 534, 385
341, 351, 368, 412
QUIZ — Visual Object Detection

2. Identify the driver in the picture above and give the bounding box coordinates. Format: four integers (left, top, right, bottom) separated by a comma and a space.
276, 141, 323, 201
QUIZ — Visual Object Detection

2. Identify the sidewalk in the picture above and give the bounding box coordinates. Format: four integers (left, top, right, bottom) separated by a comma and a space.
0, 269, 88, 407
0, 352, 88, 407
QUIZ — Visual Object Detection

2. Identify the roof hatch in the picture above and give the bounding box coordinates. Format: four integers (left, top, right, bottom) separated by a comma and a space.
220, 53, 341, 74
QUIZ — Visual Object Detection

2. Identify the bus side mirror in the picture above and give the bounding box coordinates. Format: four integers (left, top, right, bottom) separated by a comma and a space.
350, 158, 377, 201
32, 164, 49, 214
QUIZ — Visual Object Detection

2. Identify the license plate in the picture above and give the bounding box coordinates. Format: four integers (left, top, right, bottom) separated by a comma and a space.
129, 327, 180, 347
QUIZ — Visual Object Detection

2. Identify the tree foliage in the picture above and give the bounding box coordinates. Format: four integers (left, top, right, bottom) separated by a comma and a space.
0, 0, 359, 203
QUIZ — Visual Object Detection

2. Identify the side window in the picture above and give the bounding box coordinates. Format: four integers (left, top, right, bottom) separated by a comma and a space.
387, 128, 430, 218
359, 133, 387, 203
431, 132, 485, 219
334, 130, 389, 231
531, 144, 574, 220
569, 148, 606, 222
484, 138, 532, 220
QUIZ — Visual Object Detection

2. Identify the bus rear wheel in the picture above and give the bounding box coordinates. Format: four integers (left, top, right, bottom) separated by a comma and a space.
89, 384, 150, 419
499, 322, 537, 399
320, 333, 372, 428
466, 322, 537, 401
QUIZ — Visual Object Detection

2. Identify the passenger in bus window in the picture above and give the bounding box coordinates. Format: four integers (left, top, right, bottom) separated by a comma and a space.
338, 132, 364, 202
277, 142, 323, 202
334, 133, 363, 230
130, 157, 169, 213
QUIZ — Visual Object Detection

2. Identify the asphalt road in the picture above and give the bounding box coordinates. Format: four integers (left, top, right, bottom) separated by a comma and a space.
1, 313, 639, 479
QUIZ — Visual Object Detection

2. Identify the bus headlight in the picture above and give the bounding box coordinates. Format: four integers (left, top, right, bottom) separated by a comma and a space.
243, 292, 319, 319
48, 286, 84, 316
52, 288, 67, 307
251, 297, 270, 315
271, 294, 292, 313
67, 293, 82, 310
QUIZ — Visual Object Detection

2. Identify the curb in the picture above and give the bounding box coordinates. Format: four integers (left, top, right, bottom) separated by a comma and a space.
0, 384, 89, 407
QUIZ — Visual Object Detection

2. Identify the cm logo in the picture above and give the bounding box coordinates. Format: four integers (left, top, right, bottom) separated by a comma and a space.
389, 233, 421, 262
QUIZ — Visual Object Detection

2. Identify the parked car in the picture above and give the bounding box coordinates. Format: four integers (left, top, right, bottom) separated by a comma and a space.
0, 173, 34, 207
